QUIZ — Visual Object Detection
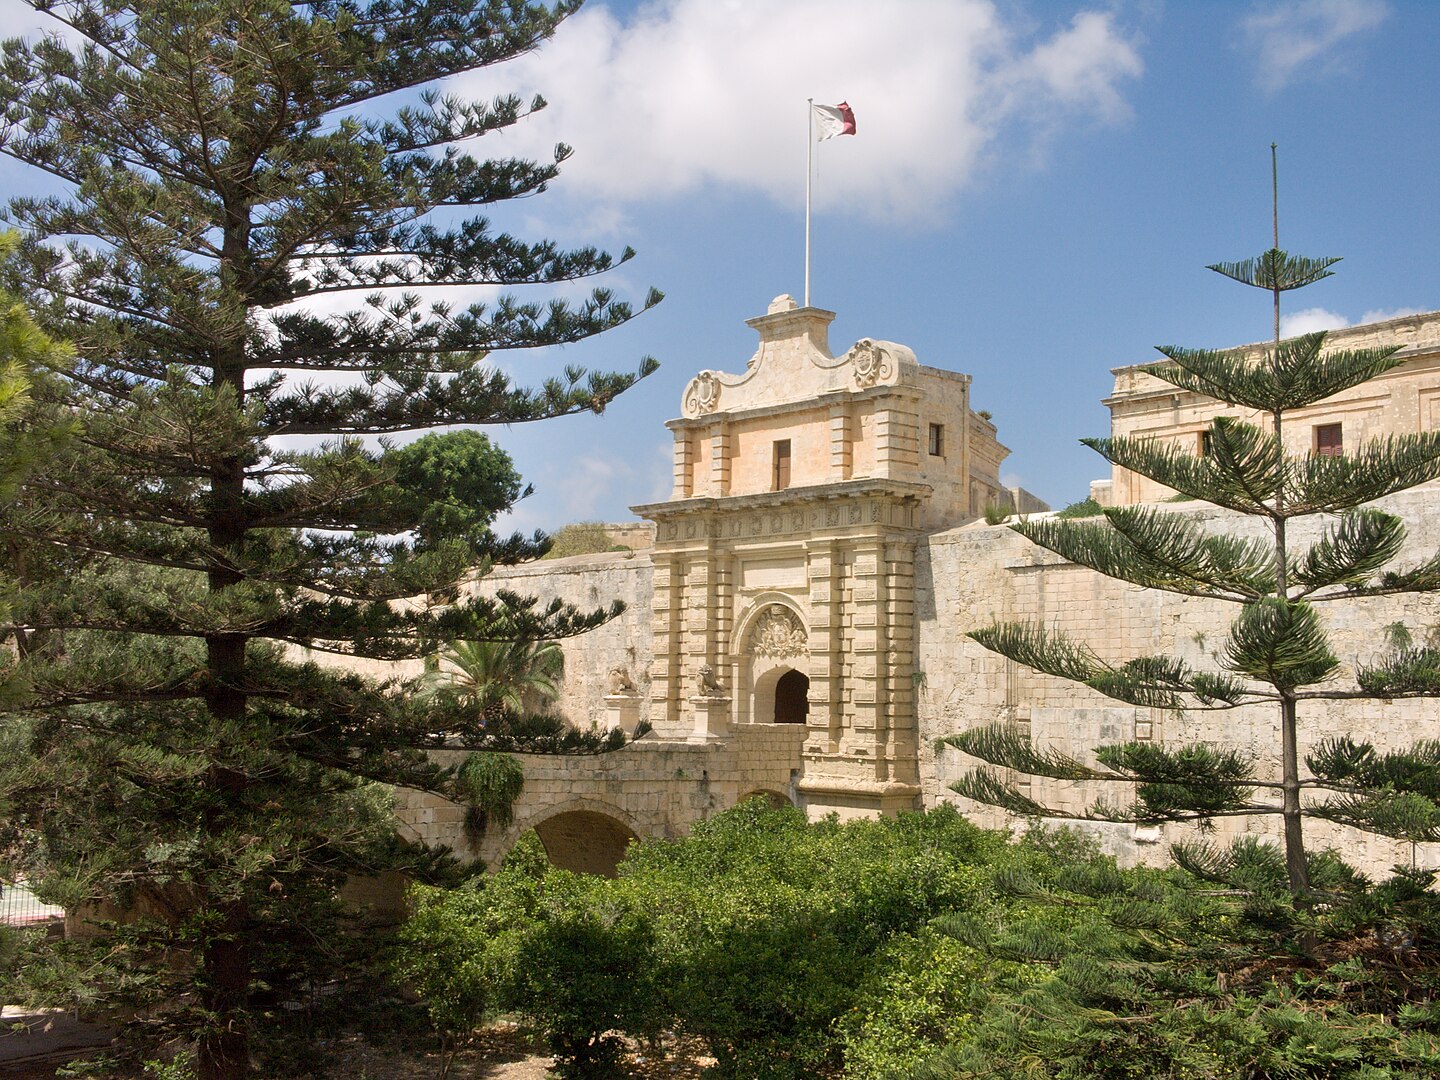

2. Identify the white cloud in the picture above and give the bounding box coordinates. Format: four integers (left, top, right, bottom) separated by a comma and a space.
0, 0, 58, 38
1359, 306, 1425, 324
1241, 0, 1389, 92
1278, 304, 1429, 337
1280, 306, 1350, 335
452, 0, 1143, 223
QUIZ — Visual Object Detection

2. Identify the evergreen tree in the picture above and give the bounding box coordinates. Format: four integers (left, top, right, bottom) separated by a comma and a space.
0, 233, 76, 697
0, 2, 658, 1076
943, 149, 1440, 897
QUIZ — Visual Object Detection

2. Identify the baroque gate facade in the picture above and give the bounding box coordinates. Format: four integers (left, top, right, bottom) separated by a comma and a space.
631, 294, 1018, 818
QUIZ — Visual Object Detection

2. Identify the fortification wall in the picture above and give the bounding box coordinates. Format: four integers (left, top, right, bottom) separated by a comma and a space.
432, 484, 1440, 877
475, 549, 656, 732
916, 482, 1440, 871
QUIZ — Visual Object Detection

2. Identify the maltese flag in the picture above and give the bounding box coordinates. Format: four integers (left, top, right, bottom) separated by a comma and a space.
812, 101, 856, 140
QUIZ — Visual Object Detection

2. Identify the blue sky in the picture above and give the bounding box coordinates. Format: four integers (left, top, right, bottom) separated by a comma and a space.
3, 0, 1436, 532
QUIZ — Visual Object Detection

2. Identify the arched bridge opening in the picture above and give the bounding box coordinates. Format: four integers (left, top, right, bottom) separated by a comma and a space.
531, 809, 640, 878
738, 789, 793, 810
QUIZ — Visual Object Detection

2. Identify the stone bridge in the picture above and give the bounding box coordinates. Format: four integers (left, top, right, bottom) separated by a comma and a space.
397, 725, 807, 876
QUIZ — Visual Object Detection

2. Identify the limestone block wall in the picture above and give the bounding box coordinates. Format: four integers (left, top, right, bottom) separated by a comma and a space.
916, 483, 1440, 871
474, 550, 655, 732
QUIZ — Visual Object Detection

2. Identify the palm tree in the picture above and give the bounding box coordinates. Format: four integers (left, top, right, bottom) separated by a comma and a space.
423, 635, 565, 724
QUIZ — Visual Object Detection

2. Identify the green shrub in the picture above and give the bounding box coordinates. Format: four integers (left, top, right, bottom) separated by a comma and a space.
507, 872, 660, 1078
395, 864, 657, 1079
615, 802, 1001, 1079
837, 931, 989, 1080
982, 504, 1010, 525
543, 522, 628, 560
1055, 497, 1102, 519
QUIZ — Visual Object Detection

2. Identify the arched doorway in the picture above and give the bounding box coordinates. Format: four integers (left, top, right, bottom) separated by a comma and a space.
737, 600, 810, 726
774, 669, 809, 724
532, 810, 639, 878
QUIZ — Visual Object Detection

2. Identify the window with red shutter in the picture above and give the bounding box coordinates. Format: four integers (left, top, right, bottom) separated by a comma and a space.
1314, 423, 1343, 457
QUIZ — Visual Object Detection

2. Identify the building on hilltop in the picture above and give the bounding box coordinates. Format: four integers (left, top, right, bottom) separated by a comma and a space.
1092, 310, 1440, 506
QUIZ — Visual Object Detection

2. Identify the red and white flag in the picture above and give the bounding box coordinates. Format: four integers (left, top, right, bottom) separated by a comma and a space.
812, 101, 856, 141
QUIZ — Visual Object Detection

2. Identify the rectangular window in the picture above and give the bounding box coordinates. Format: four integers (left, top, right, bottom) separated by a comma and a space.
1314, 422, 1343, 457
772, 439, 791, 490
1198, 430, 1212, 457
928, 423, 945, 457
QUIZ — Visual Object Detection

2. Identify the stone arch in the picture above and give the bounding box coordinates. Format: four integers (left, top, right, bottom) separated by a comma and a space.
501, 798, 644, 878
734, 596, 810, 726
738, 789, 793, 810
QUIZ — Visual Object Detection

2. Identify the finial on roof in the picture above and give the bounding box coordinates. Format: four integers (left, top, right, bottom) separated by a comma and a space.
768, 294, 798, 314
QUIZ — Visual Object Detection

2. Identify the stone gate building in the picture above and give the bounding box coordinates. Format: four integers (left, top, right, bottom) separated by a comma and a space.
397, 303, 1440, 878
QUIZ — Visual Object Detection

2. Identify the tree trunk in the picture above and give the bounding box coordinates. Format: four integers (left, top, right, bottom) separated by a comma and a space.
197, 904, 251, 1080
1279, 693, 1310, 894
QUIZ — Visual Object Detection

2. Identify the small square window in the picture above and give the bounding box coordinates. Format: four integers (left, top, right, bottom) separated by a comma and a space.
1314, 423, 1343, 457
772, 439, 791, 490
928, 423, 945, 457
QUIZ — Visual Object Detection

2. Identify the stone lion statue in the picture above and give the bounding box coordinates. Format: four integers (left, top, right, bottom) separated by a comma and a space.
607, 665, 637, 694
697, 663, 727, 697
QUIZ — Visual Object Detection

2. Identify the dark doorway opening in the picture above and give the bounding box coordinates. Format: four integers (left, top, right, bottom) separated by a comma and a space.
774, 669, 810, 724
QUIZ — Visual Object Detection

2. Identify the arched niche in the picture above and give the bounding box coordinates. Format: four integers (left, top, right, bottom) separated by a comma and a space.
734, 599, 810, 726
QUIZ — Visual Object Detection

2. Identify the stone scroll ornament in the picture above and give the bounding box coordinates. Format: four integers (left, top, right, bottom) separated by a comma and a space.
749, 606, 808, 658
683, 370, 722, 417
848, 338, 893, 389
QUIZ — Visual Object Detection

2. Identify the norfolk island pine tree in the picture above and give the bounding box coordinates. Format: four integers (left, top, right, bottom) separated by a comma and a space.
0, 2, 659, 1077
942, 148, 1440, 898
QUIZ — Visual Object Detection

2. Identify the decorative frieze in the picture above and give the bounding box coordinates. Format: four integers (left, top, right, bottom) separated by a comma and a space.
653, 496, 920, 544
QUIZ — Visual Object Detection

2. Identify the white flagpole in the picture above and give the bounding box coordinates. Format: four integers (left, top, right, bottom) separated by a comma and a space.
805, 97, 812, 308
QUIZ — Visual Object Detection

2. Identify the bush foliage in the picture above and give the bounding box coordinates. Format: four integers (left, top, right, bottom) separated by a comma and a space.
395, 802, 1440, 1080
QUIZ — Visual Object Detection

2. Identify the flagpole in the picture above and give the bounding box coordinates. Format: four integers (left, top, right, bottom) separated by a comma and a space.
805, 97, 812, 308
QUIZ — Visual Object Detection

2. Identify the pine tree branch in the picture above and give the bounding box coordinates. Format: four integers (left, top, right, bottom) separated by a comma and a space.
1015, 507, 1272, 601
1287, 433, 1440, 513
1290, 509, 1406, 594
969, 623, 1266, 709
1146, 335, 1405, 413
1207, 249, 1340, 291
1221, 597, 1338, 690
1084, 417, 1283, 515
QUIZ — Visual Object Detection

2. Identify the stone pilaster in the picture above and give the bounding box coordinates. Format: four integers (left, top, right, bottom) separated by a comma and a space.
673, 431, 696, 497
873, 401, 921, 478
648, 557, 683, 733
881, 540, 918, 785
709, 425, 731, 496
805, 541, 843, 755
828, 404, 853, 481
845, 543, 881, 767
